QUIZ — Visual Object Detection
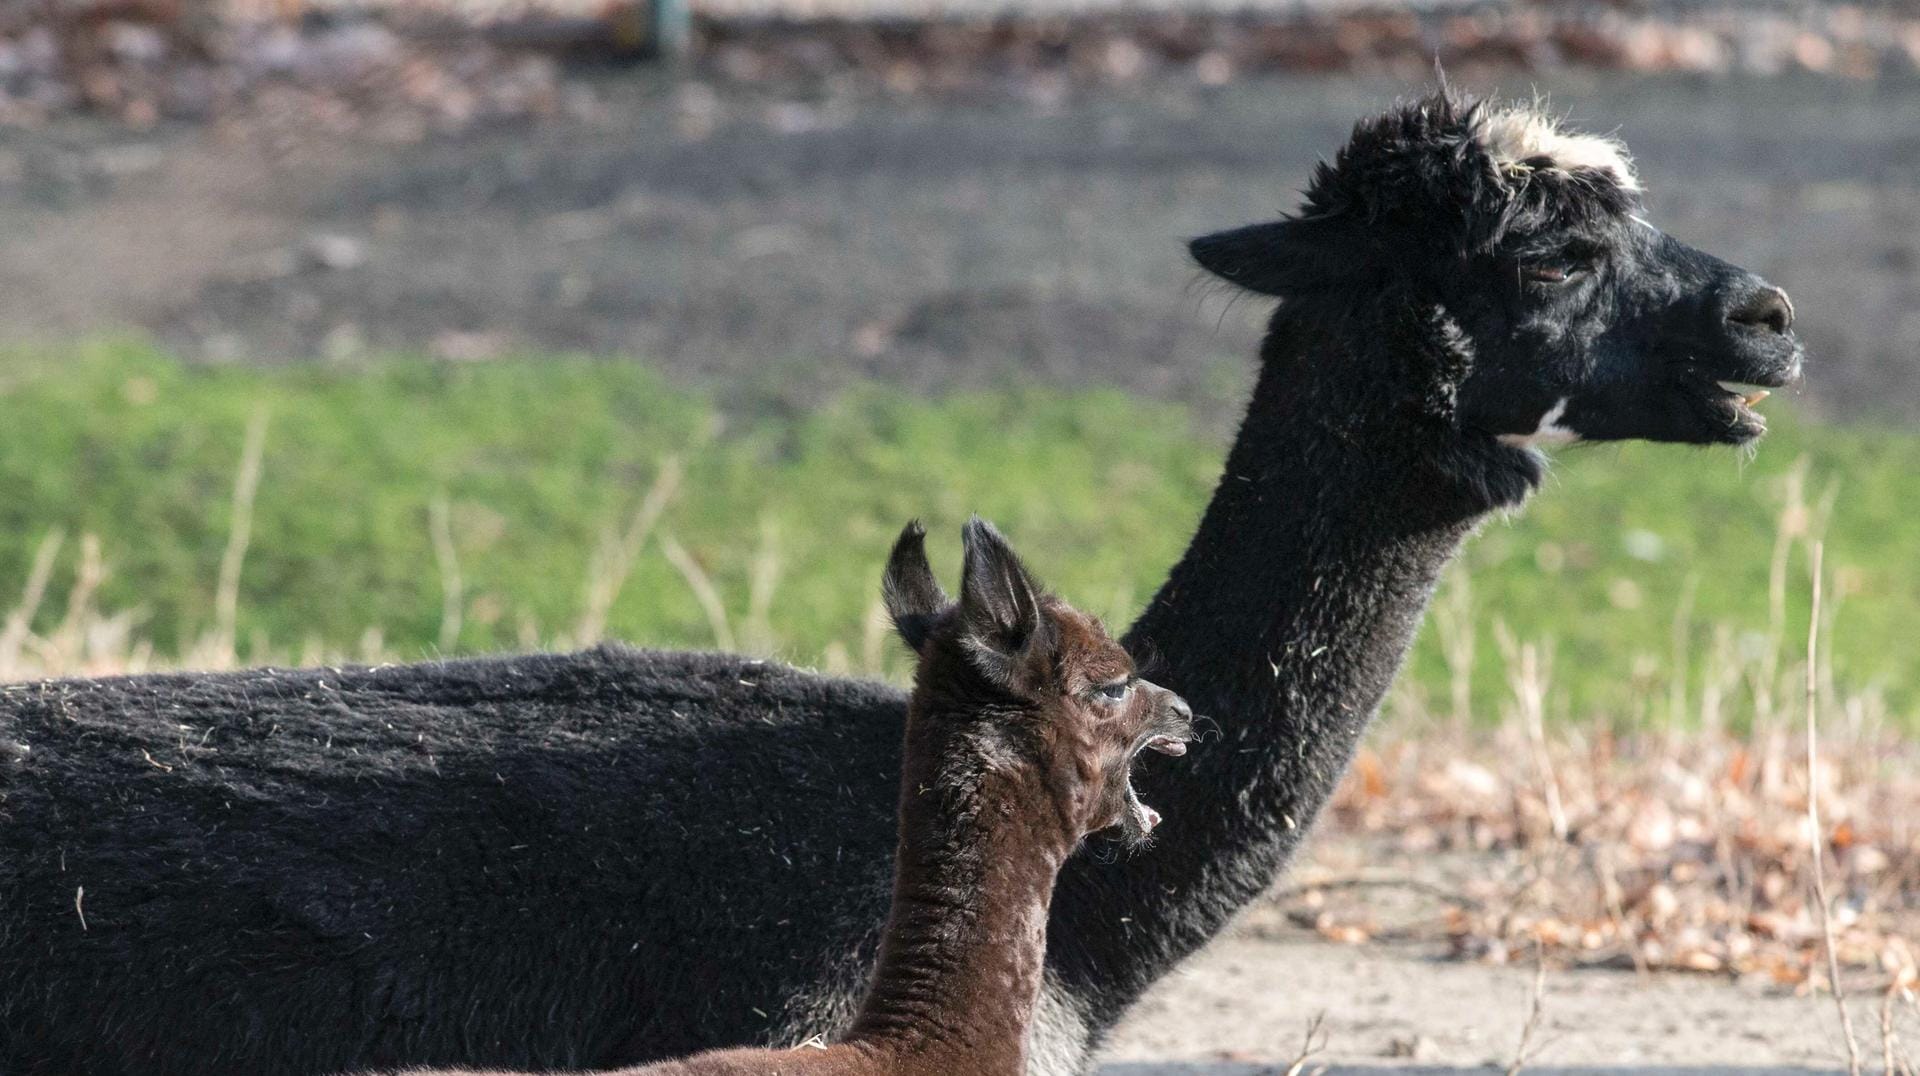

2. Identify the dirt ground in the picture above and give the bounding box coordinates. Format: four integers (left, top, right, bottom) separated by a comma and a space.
2, 72, 1918, 426
1096, 923, 1876, 1074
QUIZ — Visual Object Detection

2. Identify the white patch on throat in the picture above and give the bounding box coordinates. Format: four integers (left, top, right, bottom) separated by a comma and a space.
1498, 396, 1579, 448
1474, 108, 1641, 193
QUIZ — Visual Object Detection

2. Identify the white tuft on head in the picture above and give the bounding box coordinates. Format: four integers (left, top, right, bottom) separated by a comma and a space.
1497, 397, 1580, 449
1473, 108, 1640, 193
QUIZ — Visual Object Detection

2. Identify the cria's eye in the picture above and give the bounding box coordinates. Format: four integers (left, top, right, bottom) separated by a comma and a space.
1097, 681, 1130, 701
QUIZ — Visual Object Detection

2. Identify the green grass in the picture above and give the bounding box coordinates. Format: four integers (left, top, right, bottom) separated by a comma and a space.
2, 342, 1915, 723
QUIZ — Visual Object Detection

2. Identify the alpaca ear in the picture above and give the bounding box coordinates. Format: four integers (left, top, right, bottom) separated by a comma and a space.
956, 517, 1054, 688
1189, 215, 1371, 297
882, 520, 950, 655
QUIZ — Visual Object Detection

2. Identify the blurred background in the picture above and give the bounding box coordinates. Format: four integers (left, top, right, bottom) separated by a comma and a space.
1, 0, 1917, 1068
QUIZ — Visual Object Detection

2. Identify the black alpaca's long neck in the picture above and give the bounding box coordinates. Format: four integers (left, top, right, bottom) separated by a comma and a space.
1048, 298, 1530, 1028
850, 715, 1073, 1073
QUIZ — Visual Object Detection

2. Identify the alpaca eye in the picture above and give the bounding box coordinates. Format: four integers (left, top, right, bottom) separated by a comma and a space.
1525, 262, 1587, 285
1097, 681, 1130, 701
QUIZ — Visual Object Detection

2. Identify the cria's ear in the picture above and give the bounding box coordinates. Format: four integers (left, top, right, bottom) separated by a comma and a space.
957, 517, 1054, 688
882, 520, 950, 655
1189, 215, 1372, 297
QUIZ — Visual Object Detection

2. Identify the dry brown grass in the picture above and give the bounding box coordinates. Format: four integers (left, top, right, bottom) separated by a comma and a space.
1295, 713, 1920, 980
1274, 477, 1917, 1073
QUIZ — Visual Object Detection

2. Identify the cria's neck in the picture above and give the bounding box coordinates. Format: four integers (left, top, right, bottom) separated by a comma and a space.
848, 712, 1075, 1076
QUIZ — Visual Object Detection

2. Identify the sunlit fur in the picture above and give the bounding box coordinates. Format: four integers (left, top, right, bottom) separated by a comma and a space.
371, 521, 1192, 1076
1190, 91, 1801, 452
1473, 105, 1640, 193
0, 91, 1800, 1076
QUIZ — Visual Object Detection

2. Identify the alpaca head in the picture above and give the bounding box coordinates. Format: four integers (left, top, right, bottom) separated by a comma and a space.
882, 518, 1193, 845
1192, 92, 1802, 454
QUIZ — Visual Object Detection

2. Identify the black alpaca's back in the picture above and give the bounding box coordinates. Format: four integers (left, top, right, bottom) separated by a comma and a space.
0, 645, 906, 1075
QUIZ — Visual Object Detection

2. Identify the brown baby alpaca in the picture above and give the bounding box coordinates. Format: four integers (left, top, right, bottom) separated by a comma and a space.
380, 518, 1191, 1076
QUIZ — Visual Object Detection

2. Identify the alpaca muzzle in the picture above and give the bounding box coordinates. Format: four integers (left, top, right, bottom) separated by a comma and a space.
1115, 684, 1194, 845
1139, 683, 1195, 757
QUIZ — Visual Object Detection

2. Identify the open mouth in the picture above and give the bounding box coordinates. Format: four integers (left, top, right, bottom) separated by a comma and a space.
1118, 711, 1196, 842
1121, 782, 1162, 840
1678, 343, 1800, 444
1711, 378, 1778, 436
1143, 734, 1187, 757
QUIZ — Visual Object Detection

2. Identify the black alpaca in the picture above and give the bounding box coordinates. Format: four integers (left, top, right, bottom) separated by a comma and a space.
378, 520, 1194, 1076
0, 92, 1801, 1076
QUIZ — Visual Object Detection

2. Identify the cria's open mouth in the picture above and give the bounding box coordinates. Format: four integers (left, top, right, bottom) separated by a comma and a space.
1144, 735, 1187, 757
1118, 707, 1196, 843
1122, 781, 1162, 840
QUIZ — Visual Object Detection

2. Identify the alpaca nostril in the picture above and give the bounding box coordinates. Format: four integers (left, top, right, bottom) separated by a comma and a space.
1728, 286, 1794, 335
